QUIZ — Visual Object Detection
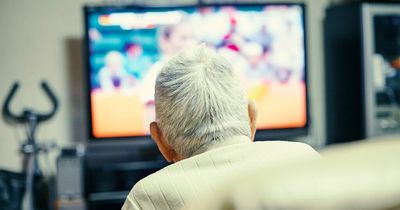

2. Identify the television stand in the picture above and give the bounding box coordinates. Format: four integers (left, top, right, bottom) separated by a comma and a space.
84, 139, 168, 210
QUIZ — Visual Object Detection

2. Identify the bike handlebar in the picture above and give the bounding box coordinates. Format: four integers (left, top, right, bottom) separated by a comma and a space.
2, 81, 59, 123
39, 82, 59, 121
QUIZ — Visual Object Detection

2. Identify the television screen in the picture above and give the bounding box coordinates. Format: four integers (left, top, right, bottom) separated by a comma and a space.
85, 4, 308, 139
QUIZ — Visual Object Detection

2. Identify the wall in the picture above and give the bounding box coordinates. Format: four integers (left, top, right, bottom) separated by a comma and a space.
0, 0, 98, 172
0, 0, 329, 173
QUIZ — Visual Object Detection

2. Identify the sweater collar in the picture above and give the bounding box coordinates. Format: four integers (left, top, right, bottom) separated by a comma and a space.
191, 135, 252, 156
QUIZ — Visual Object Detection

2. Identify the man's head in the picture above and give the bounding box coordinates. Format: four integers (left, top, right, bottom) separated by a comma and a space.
150, 45, 258, 162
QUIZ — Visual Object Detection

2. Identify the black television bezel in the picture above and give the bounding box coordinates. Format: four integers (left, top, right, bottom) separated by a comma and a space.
83, 2, 310, 141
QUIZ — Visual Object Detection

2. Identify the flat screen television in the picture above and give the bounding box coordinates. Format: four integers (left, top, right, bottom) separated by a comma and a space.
84, 3, 309, 141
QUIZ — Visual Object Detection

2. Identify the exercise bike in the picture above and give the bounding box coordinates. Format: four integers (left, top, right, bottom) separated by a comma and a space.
2, 81, 59, 210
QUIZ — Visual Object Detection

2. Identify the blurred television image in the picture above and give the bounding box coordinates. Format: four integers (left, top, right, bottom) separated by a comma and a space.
84, 4, 308, 139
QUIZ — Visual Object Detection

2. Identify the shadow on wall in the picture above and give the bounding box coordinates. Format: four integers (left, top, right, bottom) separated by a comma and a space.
65, 38, 87, 143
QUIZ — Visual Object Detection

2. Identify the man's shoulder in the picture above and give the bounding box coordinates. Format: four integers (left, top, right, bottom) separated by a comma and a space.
254, 140, 317, 150
132, 166, 166, 189
131, 162, 180, 193
127, 162, 196, 210
126, 171, 164, 209
252, 140, 320, 157
255, 140, 316, 149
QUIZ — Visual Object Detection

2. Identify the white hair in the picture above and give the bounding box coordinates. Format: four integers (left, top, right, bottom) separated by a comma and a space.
155, 45, 250, 158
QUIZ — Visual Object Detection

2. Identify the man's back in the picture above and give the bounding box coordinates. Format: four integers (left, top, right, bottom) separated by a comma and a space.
122, 136, 319, 210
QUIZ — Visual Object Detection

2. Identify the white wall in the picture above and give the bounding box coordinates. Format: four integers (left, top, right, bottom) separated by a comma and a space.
0, 0, 329, 173
0, 0, 98, 172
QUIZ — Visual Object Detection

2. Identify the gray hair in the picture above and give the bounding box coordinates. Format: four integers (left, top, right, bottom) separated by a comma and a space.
155, 45, 250, 158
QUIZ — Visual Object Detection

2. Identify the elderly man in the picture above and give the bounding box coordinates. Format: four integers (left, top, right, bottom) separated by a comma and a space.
122, 45, 319, 210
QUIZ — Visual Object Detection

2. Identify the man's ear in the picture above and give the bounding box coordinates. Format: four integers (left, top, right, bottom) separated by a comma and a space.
248, 100, 258, 141
150, 122, 176, 162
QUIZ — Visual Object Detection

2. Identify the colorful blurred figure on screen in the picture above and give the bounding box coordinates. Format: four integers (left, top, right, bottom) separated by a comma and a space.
124, 43, 153, 79
99, 51, 134, 92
